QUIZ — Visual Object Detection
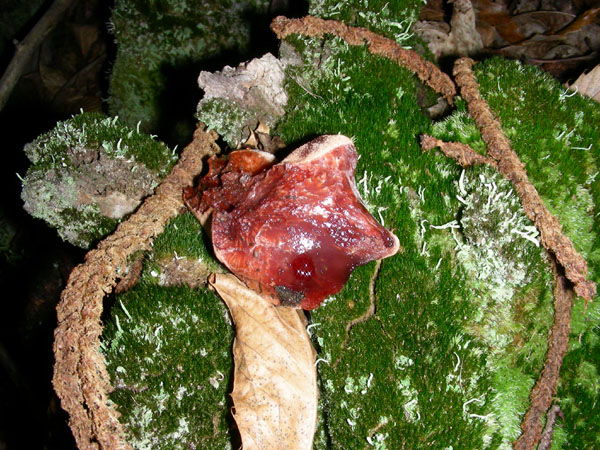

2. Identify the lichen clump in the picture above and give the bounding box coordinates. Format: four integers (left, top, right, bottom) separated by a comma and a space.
21, 112, 177, 248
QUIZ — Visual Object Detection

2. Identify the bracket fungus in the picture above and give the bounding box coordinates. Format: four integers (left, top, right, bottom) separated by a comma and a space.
184, 135, 400, 310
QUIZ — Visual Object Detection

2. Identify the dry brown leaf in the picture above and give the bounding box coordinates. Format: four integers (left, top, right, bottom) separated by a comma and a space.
210, 273, 318, 450
555, 7, 600, 37
476, 0, 526, 45
569, 64, 600, 102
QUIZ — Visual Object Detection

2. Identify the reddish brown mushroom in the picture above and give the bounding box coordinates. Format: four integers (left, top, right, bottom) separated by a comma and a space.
184, 135, 399, 310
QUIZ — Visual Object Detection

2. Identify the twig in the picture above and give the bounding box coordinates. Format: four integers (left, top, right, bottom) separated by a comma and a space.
0, 0, 77, 112
537, 405, 563, 450
453, 57, 596, 302
270, 15, 456, 105
52, 125, 219, 450
420, 134, 497, 168
514, 259, 572, 450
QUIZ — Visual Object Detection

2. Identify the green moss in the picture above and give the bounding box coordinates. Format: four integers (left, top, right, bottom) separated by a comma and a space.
58, 207, 119, 248
149, 212, 224, 272
101, 6, 599, 449
102, 281, 234, 450
309, 0, 427, 48
469, 58, 600, 449
473, 58, 600, 274
428, 57, 600, 449
108, 0, 271, 136
24, 112, 176, 175
430, 98, 487, 154
275, 31, 491, 448
269, 16, 579, 445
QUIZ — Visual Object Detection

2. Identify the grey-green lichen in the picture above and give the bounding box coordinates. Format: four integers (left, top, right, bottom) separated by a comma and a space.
108, 0, 271, 136
196, 53, 289, 147
197, 99, 255, 148
453, 167, 542, 350
21, 112, 177, 248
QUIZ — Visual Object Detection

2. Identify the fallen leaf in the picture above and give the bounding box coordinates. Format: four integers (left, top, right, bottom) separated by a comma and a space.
555, 7, 600, 37
210, 273, 318, 450
511, 10, 575, 36
476, 0, 526, 45
569, 64, 600, 102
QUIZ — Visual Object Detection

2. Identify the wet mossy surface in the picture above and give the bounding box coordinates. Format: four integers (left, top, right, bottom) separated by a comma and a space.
149, 212, 224, 273
474, 57, 600, 450
101, 7, 600, 450
274, 33, 560, 449
431, 58, 600, 449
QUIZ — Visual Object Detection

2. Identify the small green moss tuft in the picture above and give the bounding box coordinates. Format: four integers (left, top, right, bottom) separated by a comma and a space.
148, 212, 224, 273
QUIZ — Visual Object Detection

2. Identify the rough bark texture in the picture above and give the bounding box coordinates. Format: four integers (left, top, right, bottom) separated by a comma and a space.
52, 126, 219, 450
537, 405, 563, 450
453, 57, 596, 302
420, 134, 497, 168
270, 15, 456, 104
198, 53, 288, 124
514, 259, 573, 450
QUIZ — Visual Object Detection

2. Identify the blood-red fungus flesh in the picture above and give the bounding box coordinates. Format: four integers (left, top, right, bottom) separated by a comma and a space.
184, 135, 399, 310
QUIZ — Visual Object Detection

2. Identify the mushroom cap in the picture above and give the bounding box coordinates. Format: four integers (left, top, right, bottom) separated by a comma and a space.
209, 135, 399, 310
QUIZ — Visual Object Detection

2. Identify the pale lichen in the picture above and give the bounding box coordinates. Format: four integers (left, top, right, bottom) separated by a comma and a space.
21, 112, 177, 248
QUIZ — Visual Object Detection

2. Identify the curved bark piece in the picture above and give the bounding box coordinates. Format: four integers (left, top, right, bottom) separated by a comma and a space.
453, 57, 596, 302
270, 15, 456, 104
210, 273, 318, 450
514, 258, 573, 450
52, 125, 219, 450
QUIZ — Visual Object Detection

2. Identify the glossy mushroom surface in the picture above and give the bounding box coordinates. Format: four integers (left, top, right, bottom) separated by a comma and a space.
184, 135, 399, 310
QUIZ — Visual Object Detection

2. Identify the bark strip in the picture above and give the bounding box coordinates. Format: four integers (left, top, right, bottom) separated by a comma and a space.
514, 259, 573, 450
537, 405, 563, 450
52, 126, 219, 450
453, 57, 596, 302
270, 15, 456, 104
420, 134, 497, 168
